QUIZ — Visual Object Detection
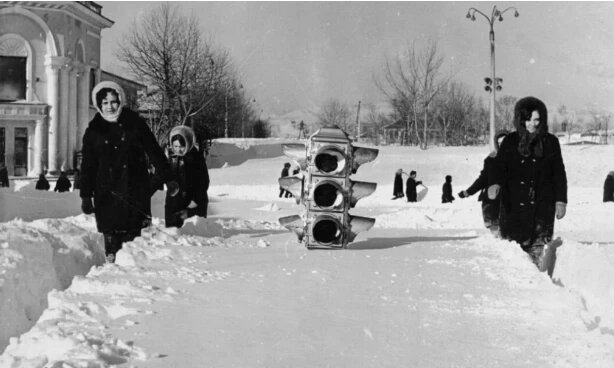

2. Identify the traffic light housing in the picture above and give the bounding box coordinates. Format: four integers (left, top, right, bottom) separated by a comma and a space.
278, 126, 378, 249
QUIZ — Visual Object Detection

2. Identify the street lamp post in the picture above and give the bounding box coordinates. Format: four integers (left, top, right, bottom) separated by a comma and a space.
466, 6, 519, 151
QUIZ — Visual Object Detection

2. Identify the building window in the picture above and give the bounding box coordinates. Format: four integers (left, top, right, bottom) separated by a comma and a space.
0, 56, 26, 102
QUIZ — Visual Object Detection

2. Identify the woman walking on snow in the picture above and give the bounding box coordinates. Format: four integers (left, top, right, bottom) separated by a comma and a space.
488, 96, 567, 268
164, 125, 210, 228
80, 81, 179, 263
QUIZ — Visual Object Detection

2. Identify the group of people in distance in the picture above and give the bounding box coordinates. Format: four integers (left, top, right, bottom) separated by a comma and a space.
79, 81, 209, 263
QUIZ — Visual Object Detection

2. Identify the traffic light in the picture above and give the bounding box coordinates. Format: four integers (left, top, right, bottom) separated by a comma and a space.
278, 125, 379, 249
484, 77, 503, 92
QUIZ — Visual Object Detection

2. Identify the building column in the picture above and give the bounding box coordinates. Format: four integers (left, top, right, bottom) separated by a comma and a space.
76, 65, 90, 152
44, 56, 61, 174
67, 67, 78, 170
58, 64, 70, 172
32, 118, 45, 175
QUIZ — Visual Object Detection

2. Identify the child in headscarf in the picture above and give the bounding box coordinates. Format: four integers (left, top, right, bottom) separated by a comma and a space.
164, 125, 210, 228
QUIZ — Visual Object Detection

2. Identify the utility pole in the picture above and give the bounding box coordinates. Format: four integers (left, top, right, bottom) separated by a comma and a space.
355, 100, 361, 141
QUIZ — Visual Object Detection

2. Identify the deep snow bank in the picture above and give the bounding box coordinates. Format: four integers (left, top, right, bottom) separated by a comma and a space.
0, 216, 104, 350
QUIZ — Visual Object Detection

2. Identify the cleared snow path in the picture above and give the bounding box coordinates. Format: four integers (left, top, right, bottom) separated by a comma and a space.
2, 220, 612, 367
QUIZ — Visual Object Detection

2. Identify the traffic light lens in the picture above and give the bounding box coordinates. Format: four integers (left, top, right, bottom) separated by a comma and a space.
315, 153, 338, 173
312, 218, 342, 244
313, 182, 343, 208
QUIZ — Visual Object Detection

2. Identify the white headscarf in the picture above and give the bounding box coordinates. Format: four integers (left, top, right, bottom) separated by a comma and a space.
169, 125, 195, 156
91, 81, 126, 122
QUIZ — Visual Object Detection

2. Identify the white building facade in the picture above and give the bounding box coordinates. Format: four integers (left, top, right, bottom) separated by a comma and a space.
0, 1, 113, 176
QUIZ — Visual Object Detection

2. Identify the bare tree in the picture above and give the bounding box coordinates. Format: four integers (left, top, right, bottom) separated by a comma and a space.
495, 95, 517, 131
434, 81, 476, 145
316, 98, 353, 132
117, 3, 231, 142
375, 40, 449, 148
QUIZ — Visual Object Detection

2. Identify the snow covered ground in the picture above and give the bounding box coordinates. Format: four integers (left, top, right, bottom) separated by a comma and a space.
1, 139, 613, 367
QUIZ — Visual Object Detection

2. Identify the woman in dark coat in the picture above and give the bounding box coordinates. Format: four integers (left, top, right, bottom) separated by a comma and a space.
392, 169, 404, 199
603, 171, 614, 202
488, 96, 567, 267
80, 81, 178, 262
441, 175, 454, 203
164, 125, 210, 228
458, 131, 509, 233
35, 172, 51, 191
54, 171, 72, 192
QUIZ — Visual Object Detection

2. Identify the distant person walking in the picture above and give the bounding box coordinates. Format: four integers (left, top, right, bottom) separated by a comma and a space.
392, 169, 404, 199
80, 81, 178, 263
441, 175, 455, 203
458, 131, 509, 234
279, 162, 292, 198
35, 171, 51, 191
0, 163, 9, 187
604, 171, 614, 202
406, 170, 422, 202
488, 96, 567, 269
54, 171, 72, 192
164, 125, 210, 228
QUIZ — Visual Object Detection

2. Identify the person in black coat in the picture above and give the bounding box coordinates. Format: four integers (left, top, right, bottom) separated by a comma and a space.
488, 96, 567, 268
603, 171, 614, 202
406, 170, 422, 202
279, 162, 291, 198
80, 81, 179, 263
0, 163, 9, 188
392, 169, 404, 199
164, 125, 210, 228
35, 172, 51, 191
458, 131, 509, 234
441, 175, 454, 203
54, 171, 72, 192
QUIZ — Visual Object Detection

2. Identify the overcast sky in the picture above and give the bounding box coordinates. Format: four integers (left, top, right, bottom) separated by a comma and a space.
99, 1, 614, 117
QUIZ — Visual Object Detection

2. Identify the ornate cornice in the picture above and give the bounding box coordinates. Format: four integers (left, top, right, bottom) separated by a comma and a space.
0, 2, 114, 30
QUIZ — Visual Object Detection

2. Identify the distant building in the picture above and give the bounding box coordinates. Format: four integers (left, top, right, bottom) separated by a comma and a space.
0, 2, 142, 176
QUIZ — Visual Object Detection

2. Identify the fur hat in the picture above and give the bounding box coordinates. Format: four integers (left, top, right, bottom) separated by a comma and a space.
514, 96, 548, 157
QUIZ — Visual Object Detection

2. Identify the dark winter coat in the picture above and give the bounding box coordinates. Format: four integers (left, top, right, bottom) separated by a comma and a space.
80, 109, 172, 234
165, 148, 210, 228
442, 178, 454, 203
406, 177, 422, 202
35, 174, 50, 191
0, 166, 8, 187
465, 155, 501, 229
393, 173, 404, 197
54, 172, 72, 192
604, 173, 614, 202
466, 156, 496, 201
492, 101, 567, 247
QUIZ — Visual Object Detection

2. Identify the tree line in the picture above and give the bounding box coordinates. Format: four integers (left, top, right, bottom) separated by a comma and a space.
117, 3, 269, 148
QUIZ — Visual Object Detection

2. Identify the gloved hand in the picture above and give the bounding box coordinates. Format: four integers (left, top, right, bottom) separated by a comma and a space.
166, 180, 180, 197
487, 184, 501, 200
555, 201, 567, 220
458, 190, 468, 199
81, 197, 94, 215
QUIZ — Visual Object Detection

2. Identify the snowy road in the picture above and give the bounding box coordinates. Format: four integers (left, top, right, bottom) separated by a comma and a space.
2, 142, 614, 367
